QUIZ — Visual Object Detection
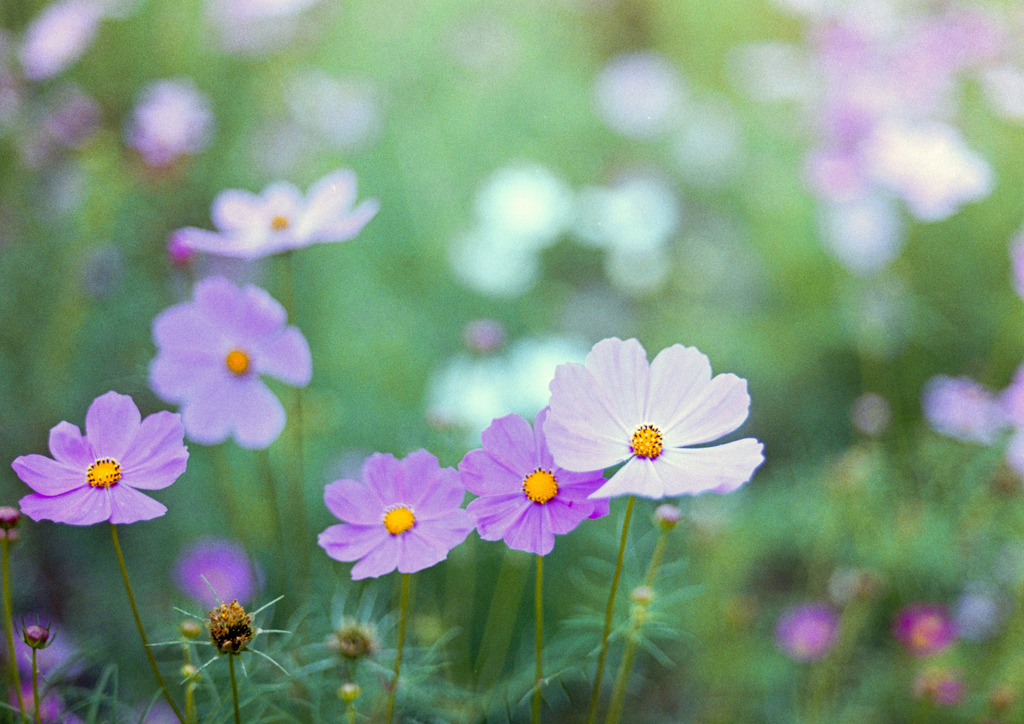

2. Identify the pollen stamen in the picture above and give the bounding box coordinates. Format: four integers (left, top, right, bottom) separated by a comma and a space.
383, 506, 415, 536
522, 468, 558, 504
86, 457, 122, 488
225, 349, 250, 376
631, 424, 663, 459
270, 214, 290, 231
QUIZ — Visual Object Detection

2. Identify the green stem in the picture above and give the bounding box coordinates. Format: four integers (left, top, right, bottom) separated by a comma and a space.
183, 643, 196, 724
228, 653, 241, 724
533, 555, 544, 724
31, 648, 39, 724
386, 573, 411, 724
2, 540, 24, 719
110, 524, 185, 723
585, 496, 635, 724
605, 524, 673, 724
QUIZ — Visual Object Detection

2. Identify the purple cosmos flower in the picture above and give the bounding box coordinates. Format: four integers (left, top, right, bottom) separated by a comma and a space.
922, 375, 1004, 445
13, 392, 188, 525
460, 408, 608, 556
174, 538, 263, 608
775, 603, 839, 662
893, 603, 957, 657
125, 78, 215, 168
177, 169, 379, 259
149, 275, 312, 449
545, 337, 764, 499
318, 450, 474, 580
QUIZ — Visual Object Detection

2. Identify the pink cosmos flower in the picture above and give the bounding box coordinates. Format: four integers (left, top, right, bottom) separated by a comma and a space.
125, 78, 214, 168
19, 0, 103, 81
13, 392, 188, 525
149, 275, 312, 449
893, 603, 957, 657
922, 375, 1004, 445
176, 169, 379, 259
318, 450, 474, 580
460, 408, 608, 556
775, 603, 839, 662
174, 537, 263, 607
545, 338, 764, 499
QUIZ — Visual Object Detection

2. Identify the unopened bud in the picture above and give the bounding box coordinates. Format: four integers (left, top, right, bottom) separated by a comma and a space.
181, 664, 198, 680
0, 507, 21, 530
21, 623, 51, 649
631, 585, 655, 606
180, 620, 202, 639
338, 682, 361, 703
653, 504, 681, 530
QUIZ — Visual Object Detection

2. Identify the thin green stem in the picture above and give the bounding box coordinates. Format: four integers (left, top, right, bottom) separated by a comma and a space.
585, 496, 635, 724
605, 524, 673, 724
31, 648, 39, 724
182, 643, 196, 724
387, 573, 412, 724
110, 524, 185, 723
533, 554, 544, 724
2, 540, 24, 719
228, 653, 241, 724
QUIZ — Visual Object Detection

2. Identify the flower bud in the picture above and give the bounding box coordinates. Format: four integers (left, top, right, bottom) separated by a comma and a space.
181, 663, 198, 679
338, 682, 361, 703
180, 620, 202, 639
631, 585, 655, 606
326, 619, 379, 660
0, 507, 21, 530
653, 504, 681, 530
21, 622, 51, 649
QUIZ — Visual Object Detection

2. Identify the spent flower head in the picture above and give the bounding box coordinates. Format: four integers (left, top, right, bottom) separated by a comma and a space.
460, 408, 608, 556
326, 619, 379, 660
177, 169, 378, 259
545, 337, 764, 499
318, 450, 474, 579
149, 275, 312, 449
13, 391, 188, 525
208, 599, 255, 654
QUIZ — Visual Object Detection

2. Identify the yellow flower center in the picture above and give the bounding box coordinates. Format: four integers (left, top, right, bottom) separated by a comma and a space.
87, 457, 122, 488
383, 507, 415, 536
270, 214, 290, 231
522, 468, 558, 504
225, 349, 250, 376
631, 424, 663, 459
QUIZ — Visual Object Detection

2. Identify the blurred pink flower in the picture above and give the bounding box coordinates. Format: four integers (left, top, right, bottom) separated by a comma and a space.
126, 78, 214, 167
775, 603, 839, 662
893, 603, 957, 657
922, 375, 1004, 445
913, 666, 966, 706
19, 0, 104, 81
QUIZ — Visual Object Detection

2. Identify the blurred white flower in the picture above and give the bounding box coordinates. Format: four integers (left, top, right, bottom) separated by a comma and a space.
573, 173, 681, 253
981, 64, 1024, 123
593, 51, 686, 139
673, 96, 745, 188
863, 120, 994, 222
20, 0, 104, 81
474, 163, 574, 250
448, 230, 540, 297
206, 0, 323, 54
819, 192, 904, 274
125, 78, 214, 167
285, 70, 383, 153
726, 42, 815, 103
922, 375, 1004, 444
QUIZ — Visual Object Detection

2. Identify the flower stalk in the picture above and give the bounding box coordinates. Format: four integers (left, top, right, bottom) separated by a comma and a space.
1, 536, 24, 720
386, 573, 412, 724
533, 554, 544, 724
228, 653, 241, 724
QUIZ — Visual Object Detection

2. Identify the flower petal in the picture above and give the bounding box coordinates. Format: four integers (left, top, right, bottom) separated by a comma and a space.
546, 362, 631, 471
48, 422, 92, 469
318, 523, 387, 563
12, 455, 84, 495
313, 198, 381, 243
297, 169, 356, 236
644, 344, 712, 424
410, 464, 465, 519
583, 337, 651, 425
546, 496, 592, 536
85, 392, 142, 459
324, 480, 385, 525
149, 354, 221, 402
108, 485, 168, 524
588, 458, 663, 500
120, 411, 187, 490
398, 524, 461, 574
238, 284, 288, 340
504, 503, 553, 555
656, 438, 765, 496
467, 494, 531, 541
229, 378, 286, 450
20, 487, 109, 525
212, 189, 264, 231
179, 377, 235, 446
349, 537, 401, 579
664, 373, 751, 447
152, 303, 222, 358
251, 327, 311, 387
459, 448, 523, 497
479, 414, 540, 477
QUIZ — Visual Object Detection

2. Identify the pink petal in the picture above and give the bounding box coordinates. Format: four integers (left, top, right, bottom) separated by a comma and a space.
504, 503, 552, 555
409, 464, 465, 519
121, 411, 187, 490
398, 517, 470, 573
85, 392, 142, 459
546, 363, 631, 472
349, 537, 401, 579
318, 523, 387, 563
179, 376, 236, 445
663, 374, 751, 447
479, 414, 539, 477
545, 497, 592, 535
588, 458, 663, 499
228, 378, 287, 450
297, 169, 356, 238
324, 480, 385, 525
152, 303, 222, 357
48, 422, 92, 469
251, 327, 311, 387
149, 354, 220, 402
238, 285, 288, 340
12, 455, 84, 496
468, 494, 530, 541
313, 198, 380, 242
644, 344, 712, 424
108, 485, 168, 524
212, 189, 264, 231
656, 438, 765, 495
584, 337, 650, 426
459, 448, 523, 497
20, 486, 110, 525
361, 453, 402, 505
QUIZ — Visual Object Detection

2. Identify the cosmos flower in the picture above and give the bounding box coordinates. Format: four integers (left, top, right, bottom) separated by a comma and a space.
125, 78, 215, 168
13, 392, 188, 525
174, 538, 262, 608
149, 275, 312, 449
177, 169, 378, 259
921, 375, 1004, 445
545, 337, 764, 499
775, 603, 839, 662
460, 408, 608, 556
19, 0, 104, 81
593, 51, 687, 139
893, 603, 957, 657
318, 450, 474, 580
